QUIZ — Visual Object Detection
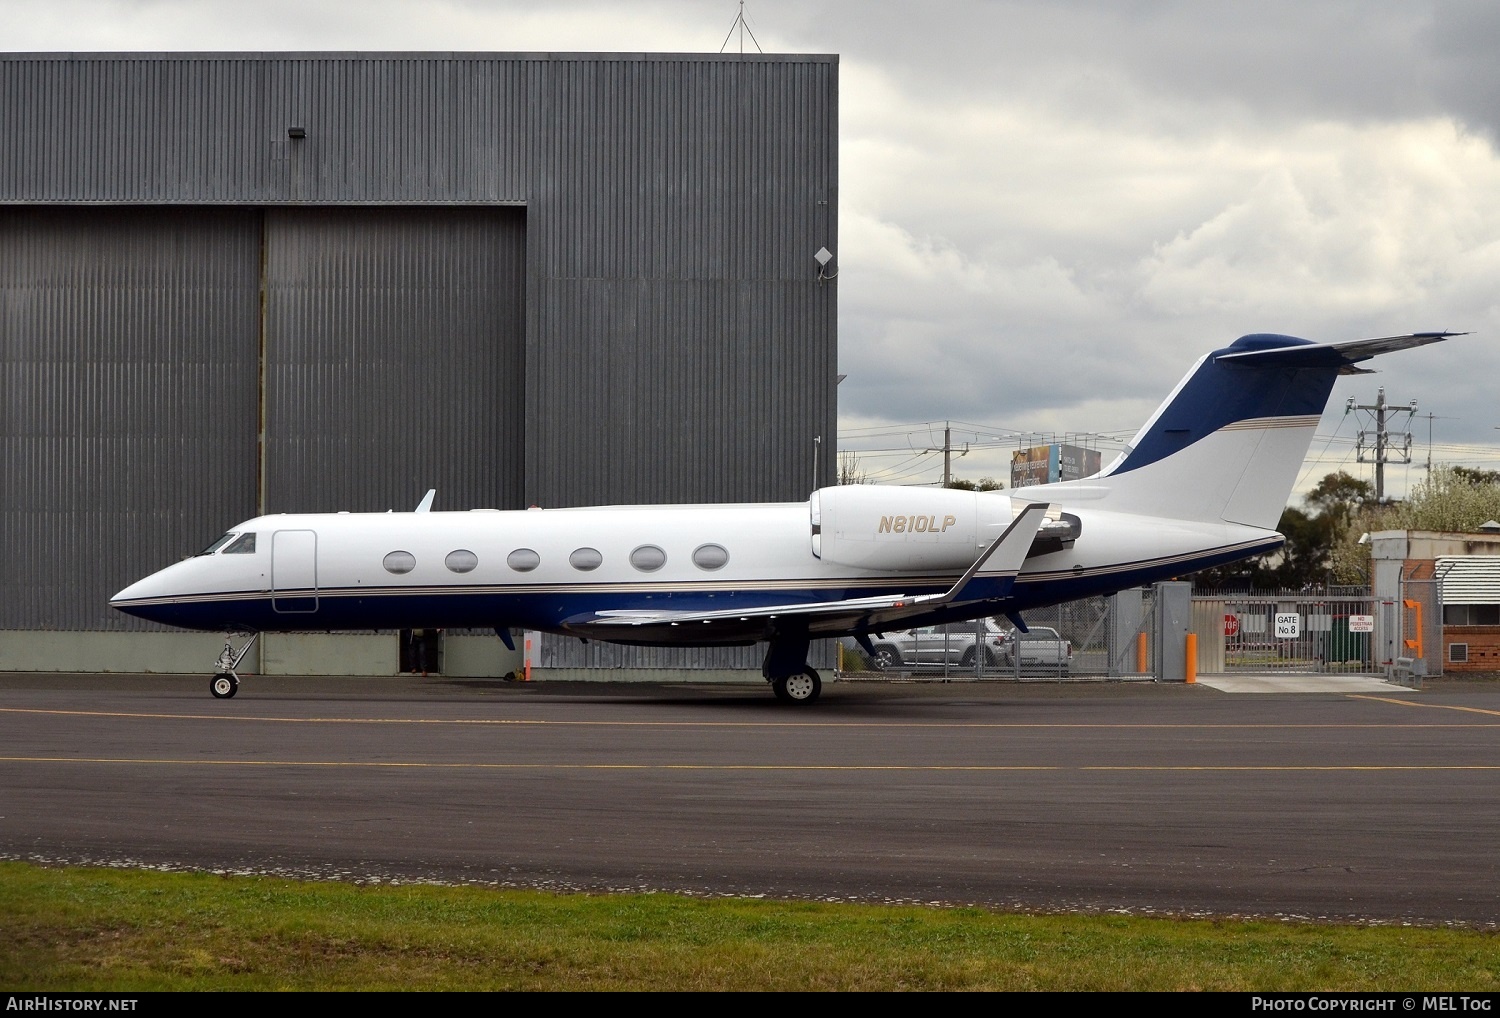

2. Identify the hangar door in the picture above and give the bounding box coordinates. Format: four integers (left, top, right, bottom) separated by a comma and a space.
0, 207, 261, 632
261, 207, 526, 516
0, 205, 525, 633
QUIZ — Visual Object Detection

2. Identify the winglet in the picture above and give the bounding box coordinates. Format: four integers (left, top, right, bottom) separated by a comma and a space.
415, 489, 436, 513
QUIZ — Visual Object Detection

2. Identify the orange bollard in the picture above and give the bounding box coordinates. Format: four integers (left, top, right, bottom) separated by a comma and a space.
524, 635, 533, 682
1185, 632, 1197, 684
1136, 631, 1148, 674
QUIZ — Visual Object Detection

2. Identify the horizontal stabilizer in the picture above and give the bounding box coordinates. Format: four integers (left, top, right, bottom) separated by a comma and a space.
1215, 332, 1465, 375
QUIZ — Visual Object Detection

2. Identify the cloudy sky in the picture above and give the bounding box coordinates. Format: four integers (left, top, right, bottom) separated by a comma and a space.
11, 0, 1500, 501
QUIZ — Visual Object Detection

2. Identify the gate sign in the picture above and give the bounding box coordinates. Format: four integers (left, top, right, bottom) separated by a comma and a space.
1275, 613, 1301, 638
1223, 614, 1240, 637
1349, 614, 1374, 633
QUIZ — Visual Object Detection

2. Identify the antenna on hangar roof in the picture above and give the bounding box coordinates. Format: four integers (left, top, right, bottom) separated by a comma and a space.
720, 1, 764, 55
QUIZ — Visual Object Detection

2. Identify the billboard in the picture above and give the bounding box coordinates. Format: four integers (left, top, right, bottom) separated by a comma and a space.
1010, 444, 1102, 489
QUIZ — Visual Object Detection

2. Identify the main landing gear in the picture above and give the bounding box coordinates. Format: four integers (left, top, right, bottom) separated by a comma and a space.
210, 633, 259, 699
762, 626, 822, 705
771, 668, 822, 704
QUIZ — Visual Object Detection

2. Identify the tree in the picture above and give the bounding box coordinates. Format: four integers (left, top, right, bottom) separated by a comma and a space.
1378, 464, 1500, 533
1190, 471, 1370, 591
1305, 471, 1372, 526
1452, 466, 1500, 487
946, 477, 1004, 491
837, 450, 869, 486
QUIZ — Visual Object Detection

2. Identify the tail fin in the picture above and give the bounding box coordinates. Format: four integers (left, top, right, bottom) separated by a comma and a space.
1023, 332, 1462, 529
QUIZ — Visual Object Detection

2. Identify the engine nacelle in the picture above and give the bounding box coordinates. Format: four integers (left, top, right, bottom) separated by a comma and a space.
809, 485, 1016, 571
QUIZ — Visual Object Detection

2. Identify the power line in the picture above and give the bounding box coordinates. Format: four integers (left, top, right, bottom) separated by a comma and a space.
1345, 387, 1418, 503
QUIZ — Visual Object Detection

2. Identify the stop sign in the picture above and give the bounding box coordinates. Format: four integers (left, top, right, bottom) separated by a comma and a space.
1224, 614, 1240, 637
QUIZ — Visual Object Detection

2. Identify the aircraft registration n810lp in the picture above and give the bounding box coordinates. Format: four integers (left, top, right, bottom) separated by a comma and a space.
111, 332, 1464, 703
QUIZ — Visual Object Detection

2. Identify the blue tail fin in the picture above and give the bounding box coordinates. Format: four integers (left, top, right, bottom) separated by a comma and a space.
1023, 332, 1462, 529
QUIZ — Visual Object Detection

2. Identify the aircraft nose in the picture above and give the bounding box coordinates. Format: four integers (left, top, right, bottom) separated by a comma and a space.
109, 563, 189, 623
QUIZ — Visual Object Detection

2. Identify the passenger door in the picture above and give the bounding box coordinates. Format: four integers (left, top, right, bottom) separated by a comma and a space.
271, 529, 319, 613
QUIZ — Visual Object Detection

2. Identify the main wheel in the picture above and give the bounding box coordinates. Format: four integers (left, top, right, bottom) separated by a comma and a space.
773, 669, 822, 704
210, 673, 238, 699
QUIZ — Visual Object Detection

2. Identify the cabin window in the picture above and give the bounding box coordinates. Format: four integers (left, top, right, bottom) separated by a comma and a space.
569, 547, 603, 571
445, 549, 478, 573
507, 548, 541, 572
383, 551, 417, 574
198, 532, 236, 556
629, 545, 666, 572
692, 543, 729, 570
223, 533, 257, 554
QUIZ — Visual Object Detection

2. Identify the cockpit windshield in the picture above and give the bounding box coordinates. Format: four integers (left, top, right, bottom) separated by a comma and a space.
198, 532, 238, 556
223, 533, 257, 554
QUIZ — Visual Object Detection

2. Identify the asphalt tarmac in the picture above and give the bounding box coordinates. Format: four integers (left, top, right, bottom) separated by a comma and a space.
3, 671, 1498, 928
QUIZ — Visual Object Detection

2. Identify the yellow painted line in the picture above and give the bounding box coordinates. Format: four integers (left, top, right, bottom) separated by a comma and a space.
3, 756, 1499, 772
2, 706, 1499, 729
1349, 694, 1500, 718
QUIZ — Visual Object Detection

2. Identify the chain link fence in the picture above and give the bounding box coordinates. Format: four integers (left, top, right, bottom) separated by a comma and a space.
835, 586, 1410, 682
835, 591, 1160, 683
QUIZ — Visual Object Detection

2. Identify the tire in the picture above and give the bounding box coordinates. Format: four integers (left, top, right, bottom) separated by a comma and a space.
872, 646, 900, 671
210, 673, 238, 699
774, 669, 822, 704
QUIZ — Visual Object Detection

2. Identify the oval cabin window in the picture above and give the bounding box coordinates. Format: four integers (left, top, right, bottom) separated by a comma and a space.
569, 547, 603, 571
383, 551, 416, 574
445, 549, 478, 573
629, 545, 667, 572
507, 549, 541, 572
692, 544, 730, 570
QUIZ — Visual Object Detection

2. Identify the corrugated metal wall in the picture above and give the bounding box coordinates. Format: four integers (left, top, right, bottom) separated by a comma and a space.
0, 207, 260, 630
0, 54, 532, 204
0, 53, 838, 657
523, 57, 838, 507
264, 207, 526, 513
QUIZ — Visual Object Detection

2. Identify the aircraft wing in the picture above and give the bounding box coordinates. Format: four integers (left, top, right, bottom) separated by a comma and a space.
574, 502, 1051, 634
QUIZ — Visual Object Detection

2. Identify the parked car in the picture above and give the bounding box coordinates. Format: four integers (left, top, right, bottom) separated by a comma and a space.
848, 620, 1009, 671
997, 626, 1073, 673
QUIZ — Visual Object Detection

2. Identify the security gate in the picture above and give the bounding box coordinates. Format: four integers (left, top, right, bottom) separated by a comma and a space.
1194, 596, 1378, 674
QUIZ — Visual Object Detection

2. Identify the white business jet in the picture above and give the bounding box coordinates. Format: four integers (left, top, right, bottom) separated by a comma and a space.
111, 331, 1462, 703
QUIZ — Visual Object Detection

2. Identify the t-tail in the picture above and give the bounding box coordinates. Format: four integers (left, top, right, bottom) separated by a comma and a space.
1021, 333, 1464, 529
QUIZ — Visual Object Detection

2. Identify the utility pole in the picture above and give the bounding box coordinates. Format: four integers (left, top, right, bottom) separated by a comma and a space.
1346, 388, 1417, 503
926, 423, 966, 486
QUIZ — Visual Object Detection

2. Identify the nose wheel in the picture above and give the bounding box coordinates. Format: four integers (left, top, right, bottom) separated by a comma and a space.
209, 633, 259, 699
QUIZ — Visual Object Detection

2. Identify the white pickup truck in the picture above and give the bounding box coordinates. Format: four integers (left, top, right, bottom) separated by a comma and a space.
998, 626, 1073, 674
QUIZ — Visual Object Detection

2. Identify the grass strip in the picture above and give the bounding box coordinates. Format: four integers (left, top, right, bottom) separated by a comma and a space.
2, 861, 1497, 991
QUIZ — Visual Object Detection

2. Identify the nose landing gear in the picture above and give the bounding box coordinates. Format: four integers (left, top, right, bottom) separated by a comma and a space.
210, 633, 259, 699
